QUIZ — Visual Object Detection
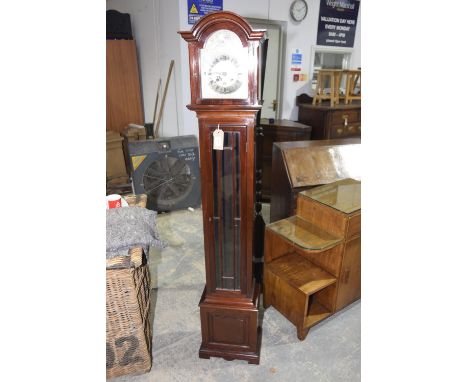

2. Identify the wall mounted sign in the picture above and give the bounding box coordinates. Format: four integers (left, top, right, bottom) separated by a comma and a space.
290, 49, 303, 71
316, 0, 360, 47
187, 0, 223, 25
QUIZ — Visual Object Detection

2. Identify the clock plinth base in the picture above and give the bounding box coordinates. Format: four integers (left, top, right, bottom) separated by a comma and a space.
199, 335, 261, 365
198, 283, 262, 365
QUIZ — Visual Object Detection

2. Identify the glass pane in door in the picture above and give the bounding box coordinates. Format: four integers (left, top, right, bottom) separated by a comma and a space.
212, 130, 241, 291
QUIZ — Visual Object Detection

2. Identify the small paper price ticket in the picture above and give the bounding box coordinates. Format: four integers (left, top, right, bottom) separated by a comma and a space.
213, 125, 224, 150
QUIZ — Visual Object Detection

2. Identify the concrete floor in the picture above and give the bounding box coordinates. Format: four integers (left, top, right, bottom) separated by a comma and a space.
112, 207, 360, 382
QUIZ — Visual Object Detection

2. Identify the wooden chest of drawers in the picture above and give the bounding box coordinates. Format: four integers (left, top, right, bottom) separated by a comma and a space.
297, 95, 361, 140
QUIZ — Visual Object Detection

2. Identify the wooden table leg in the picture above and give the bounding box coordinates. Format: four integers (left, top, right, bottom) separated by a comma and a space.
297, 326, 310, 341
345, 73, 351, 104
313, 72, 320, 105
337, 71, 342, 104
335, 72, 341, 105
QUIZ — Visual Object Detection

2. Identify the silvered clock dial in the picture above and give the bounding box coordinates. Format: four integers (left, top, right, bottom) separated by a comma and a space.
207, 54, 242, 94
200, 29, 248, 99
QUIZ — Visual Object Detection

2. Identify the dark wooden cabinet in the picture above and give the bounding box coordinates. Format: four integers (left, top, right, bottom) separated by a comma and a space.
270, 139, 361, 223
297, 94, 361, 140
256, 119, 311, 201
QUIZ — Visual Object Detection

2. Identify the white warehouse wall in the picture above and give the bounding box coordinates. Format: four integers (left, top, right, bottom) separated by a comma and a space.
106, 0, 184, 138
107, 0, 361, 137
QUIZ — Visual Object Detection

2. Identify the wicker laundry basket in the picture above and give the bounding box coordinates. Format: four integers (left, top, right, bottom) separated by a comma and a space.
106, 248, 152, 379
106, 194, 152, 379
122, 193, 147, 208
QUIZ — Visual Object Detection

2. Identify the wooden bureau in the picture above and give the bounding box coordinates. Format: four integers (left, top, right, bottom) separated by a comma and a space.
264, 179, 361, 340
297, 94, 360, 140
270, 139, 360, 223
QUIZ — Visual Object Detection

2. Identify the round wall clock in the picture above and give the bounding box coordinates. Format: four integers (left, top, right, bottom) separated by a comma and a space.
290, 0, 308, 22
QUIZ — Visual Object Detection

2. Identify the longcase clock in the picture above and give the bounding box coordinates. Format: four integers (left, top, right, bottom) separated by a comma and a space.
180, 12, 265, 364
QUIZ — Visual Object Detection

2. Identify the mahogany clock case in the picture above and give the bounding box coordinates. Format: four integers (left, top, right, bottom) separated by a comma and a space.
180, 12, 265, 364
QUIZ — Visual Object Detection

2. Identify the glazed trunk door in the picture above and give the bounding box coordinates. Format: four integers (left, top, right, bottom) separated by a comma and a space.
206, 125, 247, 294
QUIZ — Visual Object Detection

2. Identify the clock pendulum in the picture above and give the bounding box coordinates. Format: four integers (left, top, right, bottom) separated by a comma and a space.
180, 11, 265, 364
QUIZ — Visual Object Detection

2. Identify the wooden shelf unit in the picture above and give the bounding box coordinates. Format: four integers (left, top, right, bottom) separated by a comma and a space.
305, 300, 331, 328
264, 179, 361, 340
267, 253, 336, 294
267, 216, 342, 251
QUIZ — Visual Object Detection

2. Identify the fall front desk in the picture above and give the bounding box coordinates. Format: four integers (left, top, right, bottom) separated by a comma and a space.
270, 138, 361, 223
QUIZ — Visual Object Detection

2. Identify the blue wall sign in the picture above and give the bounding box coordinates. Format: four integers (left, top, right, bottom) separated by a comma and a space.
291, 49, 303, 71
187, 0, 223, 25
292, 53, 302, 65
316, 0, 360, 47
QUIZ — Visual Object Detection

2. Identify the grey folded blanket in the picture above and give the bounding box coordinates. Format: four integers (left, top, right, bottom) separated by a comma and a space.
106, 207, 167, 258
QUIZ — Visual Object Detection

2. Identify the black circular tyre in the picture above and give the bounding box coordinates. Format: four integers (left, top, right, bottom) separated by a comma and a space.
142, 155, 195, 209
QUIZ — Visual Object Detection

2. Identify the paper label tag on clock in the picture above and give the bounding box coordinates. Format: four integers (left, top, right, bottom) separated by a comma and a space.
213, 127, 224, 150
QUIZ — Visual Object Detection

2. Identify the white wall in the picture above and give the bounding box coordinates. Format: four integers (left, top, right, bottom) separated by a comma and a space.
106, 0, 184, 138
107, 0, 361, 137
158, 0, 185, 137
